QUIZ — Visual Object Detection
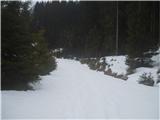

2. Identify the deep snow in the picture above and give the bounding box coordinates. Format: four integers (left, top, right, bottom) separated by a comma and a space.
2, 59, 159, 119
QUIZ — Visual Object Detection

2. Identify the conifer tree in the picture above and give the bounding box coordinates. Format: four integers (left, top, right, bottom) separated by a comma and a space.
31, 30, 56, 75
126, 2, 158, 59
1, 1, 56, 90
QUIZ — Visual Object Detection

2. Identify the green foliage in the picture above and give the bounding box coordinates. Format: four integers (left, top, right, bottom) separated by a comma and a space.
32, 30, 56, 75
80, 58, 90, 64
104, 68, 112, 76
126, 56, 139, 74
80, 58, 102, 70
32, 1, 159, 58
157, 69, 160, 74
2, 1, 35, 89
97, 58, 107, 72
126, 2, 159, 59
80, 57, 128, 80
100, 3, 116, 55
157, 69, 160, 84
126, 54, 154, 75
116, 74, 128, 80
85, 26, 103, 57
88, 59, 98, 70
138, 73, 154, 86
157, 75, 160, 84
1, 1, 56, 90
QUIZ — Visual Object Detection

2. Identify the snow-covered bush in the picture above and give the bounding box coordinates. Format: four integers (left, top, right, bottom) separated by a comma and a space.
157, 75, 160, 84
126, 57, 137, 74
104, 68, 128, 80
74, 57, 79, 61
97, 58, 106, 72
104, 68, 112, 76
157, 69, 160, 84
80, 57, 107, 72
116, 74, 128, 80
138, 73, 154, 86
80, 56, 128, 80
97, 62, 106, 72
157, 69, 160, 74
126, 56, 153, 75
80, 58, 90, 64
52, 48, 63, 58
88, 59, 98, 70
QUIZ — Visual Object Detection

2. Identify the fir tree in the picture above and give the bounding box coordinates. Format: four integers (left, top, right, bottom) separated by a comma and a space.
1, 1, 56, 90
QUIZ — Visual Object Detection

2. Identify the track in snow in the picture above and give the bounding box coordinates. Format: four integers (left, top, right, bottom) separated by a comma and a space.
2, 59, 159, 119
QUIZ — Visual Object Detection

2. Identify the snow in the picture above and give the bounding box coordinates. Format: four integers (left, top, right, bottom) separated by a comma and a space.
31, 42, 38, 47
52, 48, 63, 53
100, 54, 159, 85
127, 67, 158, 84
151, 48, 160, 67
104, 56, 128, 75
2, 59, 159, 119
127, 48, 160, 85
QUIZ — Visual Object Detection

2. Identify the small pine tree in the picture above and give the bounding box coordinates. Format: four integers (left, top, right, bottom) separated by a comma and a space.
31, 30, 56, 75
138, 73, 154, 86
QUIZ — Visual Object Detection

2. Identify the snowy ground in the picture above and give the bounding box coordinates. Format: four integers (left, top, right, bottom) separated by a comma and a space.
104, 56, 128, 75
2, 59, 159, 119
99, 54, 159, 85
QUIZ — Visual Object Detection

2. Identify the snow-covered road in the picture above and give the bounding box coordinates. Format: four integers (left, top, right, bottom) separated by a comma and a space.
2, 59, 159, 119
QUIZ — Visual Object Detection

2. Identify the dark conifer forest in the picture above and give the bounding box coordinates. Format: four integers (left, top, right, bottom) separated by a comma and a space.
1, 1, 160, 90
32, 1, 159, 58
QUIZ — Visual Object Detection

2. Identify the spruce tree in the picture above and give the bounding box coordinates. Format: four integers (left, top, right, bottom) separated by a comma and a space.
1, 1, 56, 90
31, 30, 56, 75
1, 1, 35, 89
126, 2, 159, 69
126, 2, 158, 59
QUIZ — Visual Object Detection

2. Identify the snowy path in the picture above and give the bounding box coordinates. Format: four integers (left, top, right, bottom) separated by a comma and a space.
2, 59, 159, 119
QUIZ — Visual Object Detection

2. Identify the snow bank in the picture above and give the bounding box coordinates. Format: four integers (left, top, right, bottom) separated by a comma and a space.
104, 56, 128, 75
127, 48, 160, 85
101, 50, 160, 85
